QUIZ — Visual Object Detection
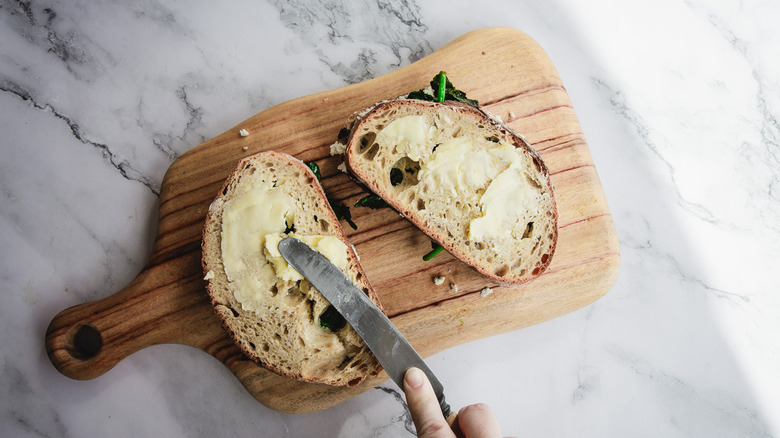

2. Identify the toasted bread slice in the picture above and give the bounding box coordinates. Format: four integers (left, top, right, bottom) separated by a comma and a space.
202, 151, 381, 386
345, 99, 557, 284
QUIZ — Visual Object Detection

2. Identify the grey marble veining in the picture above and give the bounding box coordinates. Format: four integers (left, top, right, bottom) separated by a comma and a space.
2, 0, 779, 436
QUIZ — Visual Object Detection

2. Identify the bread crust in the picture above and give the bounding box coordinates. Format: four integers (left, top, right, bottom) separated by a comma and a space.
202, 151, 382, 386
345, 99, 558, 284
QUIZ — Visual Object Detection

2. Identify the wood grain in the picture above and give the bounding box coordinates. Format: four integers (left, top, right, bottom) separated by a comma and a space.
45, 27, 619, 413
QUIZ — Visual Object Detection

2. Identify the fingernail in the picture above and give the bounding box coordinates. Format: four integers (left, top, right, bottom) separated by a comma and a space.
405, 367, 424, 389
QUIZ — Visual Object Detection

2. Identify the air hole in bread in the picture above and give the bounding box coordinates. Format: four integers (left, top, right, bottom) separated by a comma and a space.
474, 242, 485, 250
526, 174, 541, 189
262, 343, 270, 352
347, 377, 362, 387
416, 198, 426, 211
307, 299, 316, 323
522, 222, 534, 239
248, 341, 256, 350
359, 132, 377, 151
485, 136, 500, 143
495, 264, 509, 277
541, 253, 550, 264
319, 219, 330, 232
532, 267, 540, 276
284, 287, 305, 306
297, 336, 306, 347
337, 355, 354, 370
389, 157, 420, 190
270, 285, 279, 297
532, 158, 542, 173
274, 333, 282, 341
365, 143, 380, 160
305, 175, 314, 185
230, 307, 240, 317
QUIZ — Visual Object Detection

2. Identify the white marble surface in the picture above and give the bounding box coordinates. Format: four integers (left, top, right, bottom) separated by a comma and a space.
2, 0, 779, 436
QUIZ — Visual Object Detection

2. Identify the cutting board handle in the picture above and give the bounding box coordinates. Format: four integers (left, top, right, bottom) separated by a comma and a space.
45, 249, 217, 380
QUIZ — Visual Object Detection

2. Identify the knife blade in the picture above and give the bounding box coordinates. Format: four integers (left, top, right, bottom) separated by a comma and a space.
277, 237, 454, 420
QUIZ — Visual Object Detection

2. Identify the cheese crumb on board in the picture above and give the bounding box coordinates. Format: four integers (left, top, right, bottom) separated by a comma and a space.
433, 276, 445, 285
337, 162, 347, 173
480, 287, 493, 297
450, 283, 459, 293
330, 141, 346, 155
239, 129, 249, 137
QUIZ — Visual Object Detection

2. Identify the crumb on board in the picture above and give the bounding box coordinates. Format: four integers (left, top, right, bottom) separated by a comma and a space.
509, 111, 516, 119
330, 141, 346, 155
337, 162, 347, 173
480, 287, 493, 297
242, 146, 248, 151
433, 276, 445, 285
239, 129, 249, 137
450, 283, 459, 293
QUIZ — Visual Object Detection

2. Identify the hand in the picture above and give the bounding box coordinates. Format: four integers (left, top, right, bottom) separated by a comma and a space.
403, 367, 502, 438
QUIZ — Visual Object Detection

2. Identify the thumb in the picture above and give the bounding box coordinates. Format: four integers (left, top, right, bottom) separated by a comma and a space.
403, 367, 454, 438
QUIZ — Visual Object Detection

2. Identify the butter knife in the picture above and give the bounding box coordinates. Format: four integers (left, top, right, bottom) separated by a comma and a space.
278, 237, 460, 431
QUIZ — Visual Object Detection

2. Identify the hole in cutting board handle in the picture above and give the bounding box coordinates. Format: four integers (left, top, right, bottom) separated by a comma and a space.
68, 324, 103, 360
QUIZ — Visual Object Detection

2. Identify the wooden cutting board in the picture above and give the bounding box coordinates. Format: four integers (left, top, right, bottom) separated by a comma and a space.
45, 27, 619, 413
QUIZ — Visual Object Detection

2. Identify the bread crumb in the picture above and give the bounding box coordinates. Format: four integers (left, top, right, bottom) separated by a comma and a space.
480, 287, 493, 297
242, 146, 249, 151
509, 111, 516, 119
204, 270, 215, 280
239, 129, 249, 137
337, 162, 347, 173
450, 283, 459, 293
433, 276, 445, 285
330, 141, 346, 155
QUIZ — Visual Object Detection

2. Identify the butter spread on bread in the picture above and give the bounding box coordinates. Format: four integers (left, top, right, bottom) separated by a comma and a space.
202, 151, 381, 386
345, 99, 557, 284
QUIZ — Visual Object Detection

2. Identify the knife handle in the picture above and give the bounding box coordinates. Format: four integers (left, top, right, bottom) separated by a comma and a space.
446, 412, 464, 437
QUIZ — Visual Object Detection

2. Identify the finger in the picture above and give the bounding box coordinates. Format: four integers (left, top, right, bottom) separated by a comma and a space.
457, 403, 502, 438
403, 367, 454, 438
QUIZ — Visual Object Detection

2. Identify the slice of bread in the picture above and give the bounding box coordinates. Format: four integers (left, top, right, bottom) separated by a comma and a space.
202, 151, 381, 386
345, 99, 558, 284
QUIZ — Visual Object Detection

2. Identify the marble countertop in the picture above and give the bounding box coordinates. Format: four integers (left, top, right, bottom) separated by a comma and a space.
2, 1, 779, 436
